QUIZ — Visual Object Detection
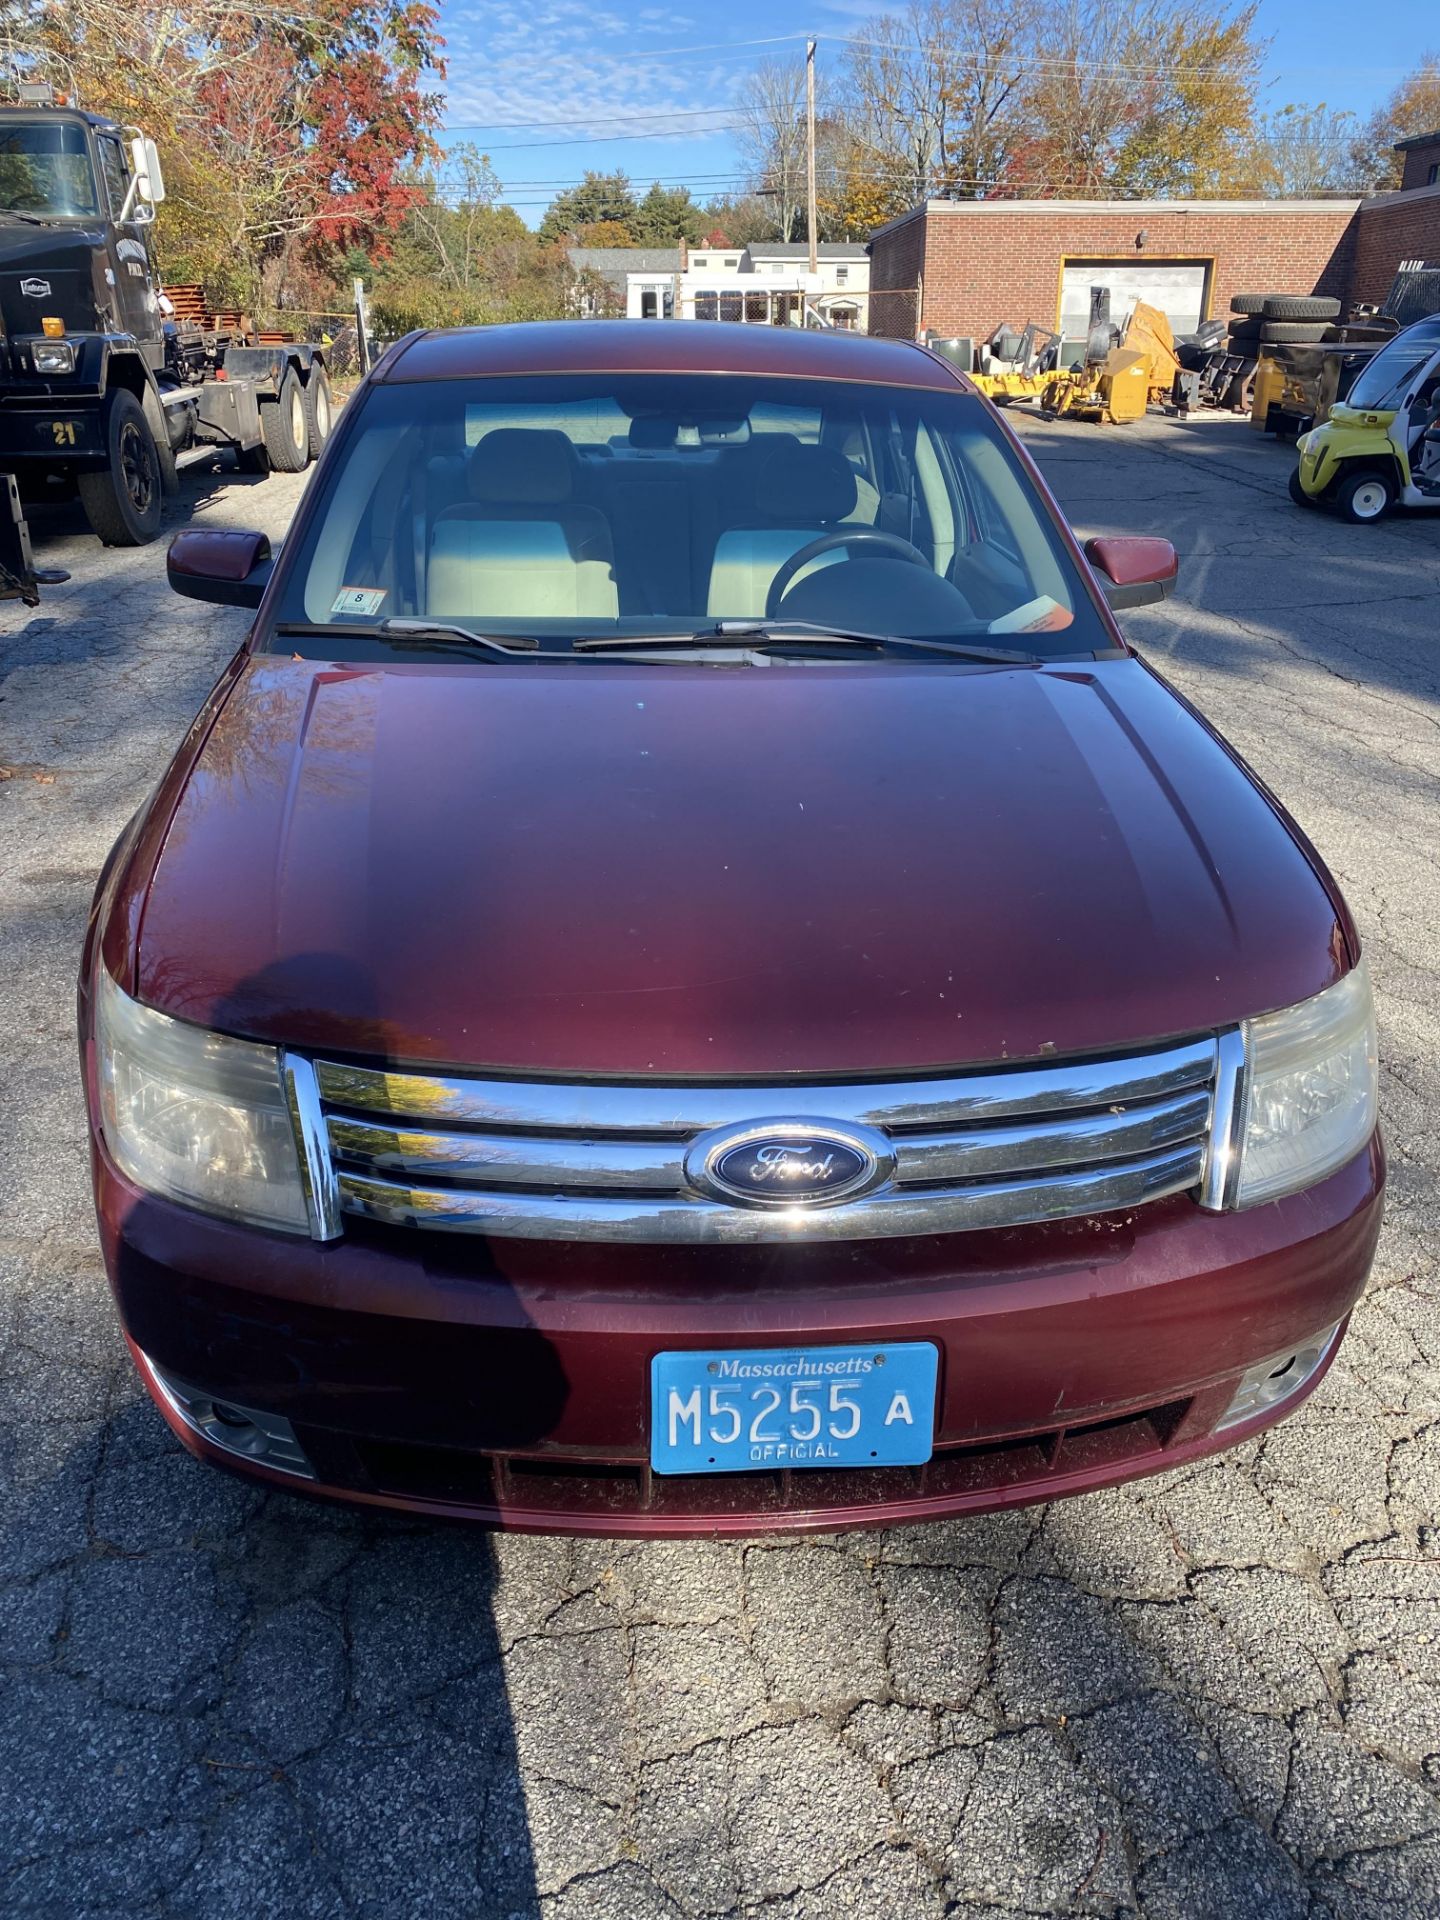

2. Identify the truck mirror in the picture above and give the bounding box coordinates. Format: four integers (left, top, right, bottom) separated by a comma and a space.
1083, 535, 1179, 611
167, 530, 273, 608
127, 135, 165, 210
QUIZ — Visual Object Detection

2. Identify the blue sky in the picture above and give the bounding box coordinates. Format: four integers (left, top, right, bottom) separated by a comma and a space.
433, 0, 1436, 225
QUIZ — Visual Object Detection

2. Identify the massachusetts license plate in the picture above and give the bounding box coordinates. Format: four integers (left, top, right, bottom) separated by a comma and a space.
650, 1342, 939, 1475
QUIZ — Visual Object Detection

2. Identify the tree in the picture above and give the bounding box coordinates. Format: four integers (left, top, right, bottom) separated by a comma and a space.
401, 145, 506, 293
1352, 56, 1440, 191
842, 0, 1045, 202
1108, 4, 1264, 197
537, 170, 638, 243
738, 57, 809, 242
2, 0, 445, 307
1250, 104, 1366, 197
633, 181, 707, 246
815, 119, 910, 237
574, 218, 637, 247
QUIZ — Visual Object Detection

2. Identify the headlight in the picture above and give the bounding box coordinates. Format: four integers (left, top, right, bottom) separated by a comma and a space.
32, 340, 75, 373
1235, 961, 1377, 1206
95, 966, 309, 1232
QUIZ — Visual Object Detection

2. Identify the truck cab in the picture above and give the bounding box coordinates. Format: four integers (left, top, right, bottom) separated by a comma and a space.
0, 99, 329, 544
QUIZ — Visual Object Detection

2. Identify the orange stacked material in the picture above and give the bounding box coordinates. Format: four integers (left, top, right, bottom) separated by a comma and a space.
163, 285, 211, 325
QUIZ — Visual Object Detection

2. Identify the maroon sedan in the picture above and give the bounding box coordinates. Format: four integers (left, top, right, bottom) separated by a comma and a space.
80, 321, 1382, 1534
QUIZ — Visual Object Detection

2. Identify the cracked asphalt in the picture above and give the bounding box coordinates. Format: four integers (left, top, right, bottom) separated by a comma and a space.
1, 409, 1438, 1920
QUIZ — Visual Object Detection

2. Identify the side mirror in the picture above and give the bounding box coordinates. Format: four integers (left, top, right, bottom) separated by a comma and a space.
143, 137, 166, 204
1083, 535, 1179, 611
167, 529, 273, 608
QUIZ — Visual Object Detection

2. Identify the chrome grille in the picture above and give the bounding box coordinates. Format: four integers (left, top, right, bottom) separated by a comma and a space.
294, 1035, 1226, 1243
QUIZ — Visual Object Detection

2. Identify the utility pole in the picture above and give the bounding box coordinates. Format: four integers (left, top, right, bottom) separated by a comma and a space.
805, 39, 818, 280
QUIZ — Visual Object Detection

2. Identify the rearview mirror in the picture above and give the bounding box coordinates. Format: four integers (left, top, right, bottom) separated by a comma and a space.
1083, 535, 1179, 611
167, 529, 273, 608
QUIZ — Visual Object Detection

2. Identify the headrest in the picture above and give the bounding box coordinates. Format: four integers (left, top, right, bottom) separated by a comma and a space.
628, 415, 677, 449
754, 442, 856, 523
468, 428, 575, 505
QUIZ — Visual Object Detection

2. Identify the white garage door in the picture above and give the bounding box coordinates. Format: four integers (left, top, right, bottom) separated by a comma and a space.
1060, 262, 1209, 340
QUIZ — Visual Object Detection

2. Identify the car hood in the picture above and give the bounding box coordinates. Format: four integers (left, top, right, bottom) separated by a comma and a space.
134, 654, 1345, 1075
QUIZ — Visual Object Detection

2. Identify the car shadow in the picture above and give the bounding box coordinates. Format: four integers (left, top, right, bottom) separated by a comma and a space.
6, 943, 569, 1916
1, 1393, 548, 1917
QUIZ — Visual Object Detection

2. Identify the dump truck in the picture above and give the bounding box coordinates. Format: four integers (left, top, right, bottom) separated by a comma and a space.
0, 92, 331, 545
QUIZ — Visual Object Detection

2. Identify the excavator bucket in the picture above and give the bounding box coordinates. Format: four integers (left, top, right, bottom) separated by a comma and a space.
1122, 302, 1183, 399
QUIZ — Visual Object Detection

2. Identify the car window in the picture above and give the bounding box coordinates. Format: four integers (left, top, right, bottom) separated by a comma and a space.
1346, 321, 1440, 414
0, 120, 99, 217
96, 136, 129, 220
272, 371, 1106, 656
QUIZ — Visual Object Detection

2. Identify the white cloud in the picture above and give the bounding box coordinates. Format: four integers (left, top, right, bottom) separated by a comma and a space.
440, 4, 740, 145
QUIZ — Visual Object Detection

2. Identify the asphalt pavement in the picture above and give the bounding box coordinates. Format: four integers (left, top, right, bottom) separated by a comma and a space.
1, 412, 1437, 1919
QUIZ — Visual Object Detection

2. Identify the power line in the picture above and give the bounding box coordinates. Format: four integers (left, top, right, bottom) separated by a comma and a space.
460, 122, 747, 152
440, 105, 749, 131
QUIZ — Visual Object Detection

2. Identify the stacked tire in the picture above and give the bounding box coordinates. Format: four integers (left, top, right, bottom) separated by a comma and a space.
1229, 293, 1341, 346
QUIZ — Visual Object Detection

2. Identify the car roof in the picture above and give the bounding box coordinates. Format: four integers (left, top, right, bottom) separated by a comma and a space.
376, 320, 973, 393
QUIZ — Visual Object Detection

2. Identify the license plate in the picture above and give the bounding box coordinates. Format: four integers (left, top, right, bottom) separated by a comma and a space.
650, 1342, 938, 1475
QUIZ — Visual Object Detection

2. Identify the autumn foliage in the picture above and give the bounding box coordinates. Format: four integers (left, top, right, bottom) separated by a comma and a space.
3, 0, 445, 310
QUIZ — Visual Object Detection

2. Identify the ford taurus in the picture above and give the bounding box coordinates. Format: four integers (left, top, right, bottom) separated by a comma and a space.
79, 321, 1383, 1534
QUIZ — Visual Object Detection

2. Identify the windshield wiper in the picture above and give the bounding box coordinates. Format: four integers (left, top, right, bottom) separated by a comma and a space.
572, 619, 1038, 664
274, 619, 539, 655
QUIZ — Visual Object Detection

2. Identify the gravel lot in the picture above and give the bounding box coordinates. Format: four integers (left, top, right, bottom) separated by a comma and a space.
1, 412, 1437, 1920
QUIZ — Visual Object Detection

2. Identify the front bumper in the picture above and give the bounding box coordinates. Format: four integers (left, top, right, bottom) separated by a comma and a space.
93, 1130, 1384, 1536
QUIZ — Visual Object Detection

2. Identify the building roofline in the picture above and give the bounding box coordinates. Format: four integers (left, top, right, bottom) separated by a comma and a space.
1393, 129, 1440, 151
875, 194, 1361, 222
1360, 177, 1440, 213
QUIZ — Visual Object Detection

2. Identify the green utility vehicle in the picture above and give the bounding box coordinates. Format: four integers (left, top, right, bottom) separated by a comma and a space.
1290, 315, 1440, 523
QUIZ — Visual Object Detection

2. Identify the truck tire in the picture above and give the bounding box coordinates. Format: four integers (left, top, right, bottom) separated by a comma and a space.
304, 365, 333, 457
1261, 321, 1330, 343
77, 389, 163, 546
1227, 316, 1263, 342
1230, 293, 1278, 315
1262, 295, 1341, 322
261, 368, 309, 472
1335, 468, 1395, 524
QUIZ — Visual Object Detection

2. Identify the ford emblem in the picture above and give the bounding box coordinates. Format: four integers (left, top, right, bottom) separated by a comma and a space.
686, 1119, 893, 1210
19, 278, 51, 299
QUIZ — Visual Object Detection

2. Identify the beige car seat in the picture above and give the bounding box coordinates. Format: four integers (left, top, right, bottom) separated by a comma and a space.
706, 441, 864, 619
428, 428, 618, 620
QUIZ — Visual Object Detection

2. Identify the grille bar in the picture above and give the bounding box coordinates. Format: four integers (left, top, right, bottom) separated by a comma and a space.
335, 1140, 1205, 1242
325, 1085, 1211, 1195
311, 1035, 1226, 1243
314, 1036, 1217, 1138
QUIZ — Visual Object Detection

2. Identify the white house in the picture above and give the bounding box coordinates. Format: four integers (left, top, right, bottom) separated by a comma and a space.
568, 241, 871, 329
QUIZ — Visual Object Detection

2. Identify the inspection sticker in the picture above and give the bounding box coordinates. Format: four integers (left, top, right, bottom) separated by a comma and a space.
330, 586, 387, 617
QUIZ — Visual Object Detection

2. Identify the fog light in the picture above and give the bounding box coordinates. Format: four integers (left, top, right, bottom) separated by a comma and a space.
1216, 1323, 1341, 1432
145, 1358, 315, 1478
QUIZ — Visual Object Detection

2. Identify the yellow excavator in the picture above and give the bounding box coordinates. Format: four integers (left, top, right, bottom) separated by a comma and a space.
970, 294, 1185, 426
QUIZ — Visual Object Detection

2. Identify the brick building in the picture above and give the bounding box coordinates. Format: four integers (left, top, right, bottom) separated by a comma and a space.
1396, 129, 1440, 193
868, 151, 1440, 346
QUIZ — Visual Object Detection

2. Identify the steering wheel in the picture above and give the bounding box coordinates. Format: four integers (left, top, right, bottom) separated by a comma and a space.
764, 528, 931, 618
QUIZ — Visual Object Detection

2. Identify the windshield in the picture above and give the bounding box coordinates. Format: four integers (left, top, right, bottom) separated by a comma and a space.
1345, 318, 1440, 414
270, 370, 1108, 659
0, 120, 99, 218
